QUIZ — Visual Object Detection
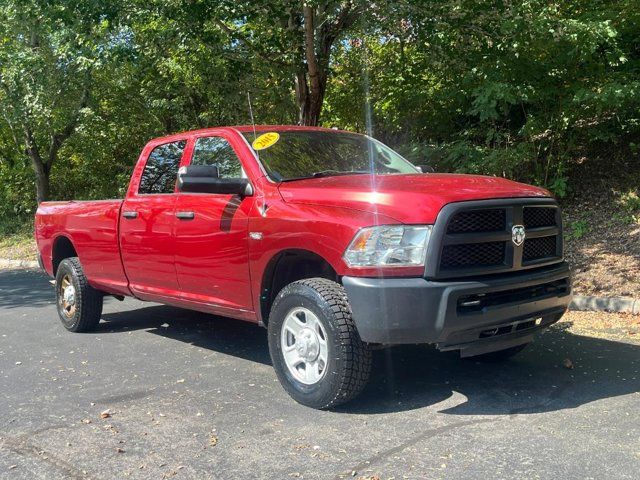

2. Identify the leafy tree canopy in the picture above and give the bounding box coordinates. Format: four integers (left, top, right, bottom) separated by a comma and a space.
0, 0, 638, 226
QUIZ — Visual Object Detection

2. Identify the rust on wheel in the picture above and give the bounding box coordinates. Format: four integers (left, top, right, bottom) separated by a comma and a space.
59, 274, 76, 318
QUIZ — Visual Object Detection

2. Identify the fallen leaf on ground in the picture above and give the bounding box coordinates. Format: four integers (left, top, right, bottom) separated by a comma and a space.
210, 435, 218, 446
116, 448, 125, 453
100, 409, 112, 419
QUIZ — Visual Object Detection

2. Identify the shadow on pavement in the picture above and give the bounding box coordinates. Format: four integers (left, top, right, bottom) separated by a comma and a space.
100, 304, 271, 365
342, 323, 640, 416
101, 304, 640, 417
0, 269, 53, 309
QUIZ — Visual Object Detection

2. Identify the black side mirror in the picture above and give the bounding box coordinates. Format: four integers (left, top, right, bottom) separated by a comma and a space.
417, 164, 435, 173
178, 165, 253, 196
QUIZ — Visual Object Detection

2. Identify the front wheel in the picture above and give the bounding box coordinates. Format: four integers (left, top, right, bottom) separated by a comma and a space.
268, 278, 372, 409
55, 257, 103, 332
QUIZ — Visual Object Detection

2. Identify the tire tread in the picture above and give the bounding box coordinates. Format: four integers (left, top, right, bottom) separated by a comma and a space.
57, 257, 103, 332
280, 278, 371, 409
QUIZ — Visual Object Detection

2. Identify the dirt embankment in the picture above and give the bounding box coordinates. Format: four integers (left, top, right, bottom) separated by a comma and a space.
562, 154, 640, 298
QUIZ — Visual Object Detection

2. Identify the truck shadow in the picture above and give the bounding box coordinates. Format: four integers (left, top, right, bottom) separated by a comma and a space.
100, 303, 640, 417
342, 323, 640, 416
0, 268, 53, 309
99, 303, 272, 365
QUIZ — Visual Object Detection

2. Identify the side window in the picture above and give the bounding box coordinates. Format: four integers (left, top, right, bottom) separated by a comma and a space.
192, 136, 243, 178
138, 140, 186, 194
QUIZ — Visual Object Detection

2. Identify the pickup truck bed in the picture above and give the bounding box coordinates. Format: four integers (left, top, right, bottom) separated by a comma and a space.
36, 199, 129, 295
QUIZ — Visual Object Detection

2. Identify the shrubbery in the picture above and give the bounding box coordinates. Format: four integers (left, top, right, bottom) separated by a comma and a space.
0, 0, 638, 219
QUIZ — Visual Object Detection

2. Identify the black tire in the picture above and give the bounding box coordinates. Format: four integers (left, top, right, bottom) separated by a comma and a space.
268, 278, 372, 409
467, 343, 529, 363
55, 257, 103, 332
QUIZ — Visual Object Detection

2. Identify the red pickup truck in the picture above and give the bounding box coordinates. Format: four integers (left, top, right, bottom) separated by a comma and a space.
35, 125, 571, 408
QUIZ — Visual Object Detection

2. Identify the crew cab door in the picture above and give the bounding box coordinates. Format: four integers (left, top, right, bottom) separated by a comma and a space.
173, 132, 254, 315
119, 140, 185, 298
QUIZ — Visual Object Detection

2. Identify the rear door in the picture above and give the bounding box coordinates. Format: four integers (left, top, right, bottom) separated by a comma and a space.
173, 132, 254, 314
120, 140, 185, 299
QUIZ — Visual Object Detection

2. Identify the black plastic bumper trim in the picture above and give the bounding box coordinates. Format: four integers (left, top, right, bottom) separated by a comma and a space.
342, 262, 571, 345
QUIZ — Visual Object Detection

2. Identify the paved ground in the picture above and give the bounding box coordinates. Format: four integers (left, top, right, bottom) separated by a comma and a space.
1, 269, 639, 479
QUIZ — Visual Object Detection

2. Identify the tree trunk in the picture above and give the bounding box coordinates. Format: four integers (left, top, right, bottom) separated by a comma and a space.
23, 124, 50, 203
295, 70, 326, 126
297, 80, 325, 126
299, 5, 326, 126
33, 161, 51, 203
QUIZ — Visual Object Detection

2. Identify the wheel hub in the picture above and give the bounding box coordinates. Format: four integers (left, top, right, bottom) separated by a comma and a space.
59, 274, 77, 318
281, 307, 329, 385
63, 285, 76, 306
295, 328, 320, 362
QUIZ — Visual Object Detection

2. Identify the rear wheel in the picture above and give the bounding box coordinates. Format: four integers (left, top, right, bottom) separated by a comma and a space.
268, 278, 371, 409
55, 257, 103, 332
467, 343, 529, 363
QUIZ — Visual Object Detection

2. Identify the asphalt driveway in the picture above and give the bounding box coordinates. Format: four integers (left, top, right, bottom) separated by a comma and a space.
1, 268, 639, 479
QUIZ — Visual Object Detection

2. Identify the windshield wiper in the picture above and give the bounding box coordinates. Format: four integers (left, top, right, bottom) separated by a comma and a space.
279, 170, 371, 182
311, 170, 371, 178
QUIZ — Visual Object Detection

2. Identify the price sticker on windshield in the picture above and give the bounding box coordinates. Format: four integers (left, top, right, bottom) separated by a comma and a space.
252, 132, 280, 150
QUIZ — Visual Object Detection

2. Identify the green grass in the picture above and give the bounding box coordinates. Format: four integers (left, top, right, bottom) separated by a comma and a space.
0, 219, 36, 262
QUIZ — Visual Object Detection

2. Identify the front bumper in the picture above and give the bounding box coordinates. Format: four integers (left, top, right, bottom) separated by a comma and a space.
342, 262, 571, 355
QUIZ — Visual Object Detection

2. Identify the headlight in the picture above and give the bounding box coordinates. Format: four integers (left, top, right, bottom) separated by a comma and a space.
343, 225, 432, 267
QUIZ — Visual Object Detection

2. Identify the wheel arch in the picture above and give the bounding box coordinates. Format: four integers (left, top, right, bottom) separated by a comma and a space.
52, 235, 78, 275
259, 249, 338, 325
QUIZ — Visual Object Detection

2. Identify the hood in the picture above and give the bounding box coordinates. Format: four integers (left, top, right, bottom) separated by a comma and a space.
277, 173, 550, 224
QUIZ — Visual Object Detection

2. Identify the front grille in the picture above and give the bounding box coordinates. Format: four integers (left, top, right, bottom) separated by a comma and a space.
428, 199, 564, 279
441, 242, 505, 269
447, 209, 505, 234
523, 235, 557, 262
523, 207, 556, 228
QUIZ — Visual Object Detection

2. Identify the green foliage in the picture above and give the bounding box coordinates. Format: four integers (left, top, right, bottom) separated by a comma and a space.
566, 219, 590, 241
615, 191, 640, 224
0, 0, 639, 225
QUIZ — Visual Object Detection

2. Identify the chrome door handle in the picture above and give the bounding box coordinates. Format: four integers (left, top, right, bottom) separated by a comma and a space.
122, 211, 138, 219
176, 211, 195, 220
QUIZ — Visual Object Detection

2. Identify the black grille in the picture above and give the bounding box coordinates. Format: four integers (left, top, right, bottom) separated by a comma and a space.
523, 207, 556, 228
523, 236, 557, 262
429, 199, 564, 279
441, 242, 505, 269
447, 209, 506, 234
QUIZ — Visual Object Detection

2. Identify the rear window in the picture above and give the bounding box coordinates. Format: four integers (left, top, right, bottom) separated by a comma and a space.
138, 140, 186, 194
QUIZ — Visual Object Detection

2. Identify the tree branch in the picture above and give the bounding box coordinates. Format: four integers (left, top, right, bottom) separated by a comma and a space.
211, 18, 294, 69
47, 83, 89, 167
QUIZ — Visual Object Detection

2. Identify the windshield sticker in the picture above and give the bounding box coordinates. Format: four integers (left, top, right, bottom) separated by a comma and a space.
252, 132, 280, 150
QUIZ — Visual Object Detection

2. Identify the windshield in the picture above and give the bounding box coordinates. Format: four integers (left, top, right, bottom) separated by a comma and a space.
241, 130, 419, 181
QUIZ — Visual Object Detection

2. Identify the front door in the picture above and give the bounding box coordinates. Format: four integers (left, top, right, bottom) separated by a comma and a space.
120, 140, 185, 299
174, 133, 254, 316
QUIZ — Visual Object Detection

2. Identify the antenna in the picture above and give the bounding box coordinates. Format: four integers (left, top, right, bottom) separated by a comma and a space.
247, 91, 257, 143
